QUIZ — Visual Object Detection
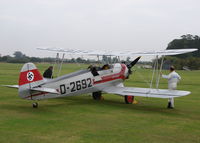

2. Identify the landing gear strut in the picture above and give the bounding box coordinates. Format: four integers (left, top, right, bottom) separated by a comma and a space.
32, 102, 38, 108
124, 96, 134, 104
92, 91, 103, 100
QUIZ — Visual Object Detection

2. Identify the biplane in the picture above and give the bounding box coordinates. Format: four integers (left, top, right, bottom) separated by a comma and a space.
4, 48, 197, 108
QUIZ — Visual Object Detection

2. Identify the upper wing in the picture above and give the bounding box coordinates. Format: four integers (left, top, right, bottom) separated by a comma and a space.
102, 86, 190, 98
115, 49, 198, 56
37, 47, 197, 56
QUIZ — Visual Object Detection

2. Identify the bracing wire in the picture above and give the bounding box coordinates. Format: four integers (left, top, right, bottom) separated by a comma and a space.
134, 67, 151, 87
69, 54, 81, 69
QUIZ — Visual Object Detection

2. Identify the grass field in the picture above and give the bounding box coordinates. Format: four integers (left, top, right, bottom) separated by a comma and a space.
0, 63, 200, 143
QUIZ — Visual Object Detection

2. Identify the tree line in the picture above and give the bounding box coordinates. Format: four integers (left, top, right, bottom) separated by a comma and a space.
0, 51, 131, 64
0, 51, 97, 64
163, 34, 200, 70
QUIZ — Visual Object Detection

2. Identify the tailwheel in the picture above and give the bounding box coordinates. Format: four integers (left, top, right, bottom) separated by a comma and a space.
124, 95, 134, 104
92, 91, 103, 100
32, 102, 38, 108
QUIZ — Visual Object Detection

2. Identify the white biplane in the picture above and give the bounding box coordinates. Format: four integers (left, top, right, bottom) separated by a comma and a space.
4, 48, 197, 108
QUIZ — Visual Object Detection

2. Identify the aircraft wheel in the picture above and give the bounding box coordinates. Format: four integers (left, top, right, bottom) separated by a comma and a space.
92, 91, 102, 100
32, 102, 38, 108
124, 96, 134, 104
167, 98, 174, 109
167, 102, 174, 109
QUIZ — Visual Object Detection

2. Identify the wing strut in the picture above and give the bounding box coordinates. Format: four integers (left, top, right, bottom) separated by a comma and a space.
150, 55, 165, 89
52, 53, 59, 78
156, 56, 164, 89
57, 53, 65, 77
150, 55, 158, 89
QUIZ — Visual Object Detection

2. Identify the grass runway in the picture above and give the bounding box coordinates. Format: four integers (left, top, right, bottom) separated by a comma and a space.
0, 63, 200, 143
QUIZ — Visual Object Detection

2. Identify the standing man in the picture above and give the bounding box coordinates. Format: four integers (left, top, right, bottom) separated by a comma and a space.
161, 66, 181, 109
43, 66, 53, 78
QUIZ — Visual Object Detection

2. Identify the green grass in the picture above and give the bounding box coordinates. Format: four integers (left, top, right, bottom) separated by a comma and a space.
0, 63, 200, 143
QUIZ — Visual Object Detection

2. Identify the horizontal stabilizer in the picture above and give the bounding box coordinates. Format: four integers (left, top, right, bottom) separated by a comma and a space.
2, 85, 60, 94
31, 87, 60, 94
103, 86, 191, 98
2, 85, 19, 89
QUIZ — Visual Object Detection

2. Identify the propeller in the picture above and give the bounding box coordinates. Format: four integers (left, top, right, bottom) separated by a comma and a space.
126, 56, 141, 74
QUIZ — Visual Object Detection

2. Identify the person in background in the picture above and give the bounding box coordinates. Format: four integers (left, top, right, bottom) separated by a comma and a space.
102, 64, 110, 70
161, 66, 181, 109
88, 65, 99, 76
43, 66, 53, 78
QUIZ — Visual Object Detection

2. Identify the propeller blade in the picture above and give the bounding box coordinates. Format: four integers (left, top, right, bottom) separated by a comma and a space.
127, 56, 141, 69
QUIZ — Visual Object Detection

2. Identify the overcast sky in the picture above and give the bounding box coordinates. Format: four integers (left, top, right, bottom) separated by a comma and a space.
0, 0, 200, 58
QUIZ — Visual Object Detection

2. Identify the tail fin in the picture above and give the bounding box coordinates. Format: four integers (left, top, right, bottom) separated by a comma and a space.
18, 63, 44, 99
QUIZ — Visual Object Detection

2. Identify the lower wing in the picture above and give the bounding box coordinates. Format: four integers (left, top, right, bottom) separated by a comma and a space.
102, 86, 190, 98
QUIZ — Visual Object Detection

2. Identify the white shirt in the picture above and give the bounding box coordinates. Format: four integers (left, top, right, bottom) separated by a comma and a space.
162, 71, 181, 90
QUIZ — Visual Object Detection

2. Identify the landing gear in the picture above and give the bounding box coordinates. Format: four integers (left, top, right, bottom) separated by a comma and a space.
167, 98, 174, 109
167, 102, 173, 109
92, 91, 103, 100
124, 96, 134, 104
32, 102, 38, 108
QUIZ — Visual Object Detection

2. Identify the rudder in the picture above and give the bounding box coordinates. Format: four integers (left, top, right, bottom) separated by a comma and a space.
18, 63, 44, 99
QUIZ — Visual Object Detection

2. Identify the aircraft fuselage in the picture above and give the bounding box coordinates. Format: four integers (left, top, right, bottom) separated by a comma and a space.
25, 63, 128, 100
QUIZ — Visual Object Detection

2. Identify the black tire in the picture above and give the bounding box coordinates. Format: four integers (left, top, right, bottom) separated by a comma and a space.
167, 102, 174, 109
33, 102, 38, 108
92, 91, 102, 100
124, 96, 134, 104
